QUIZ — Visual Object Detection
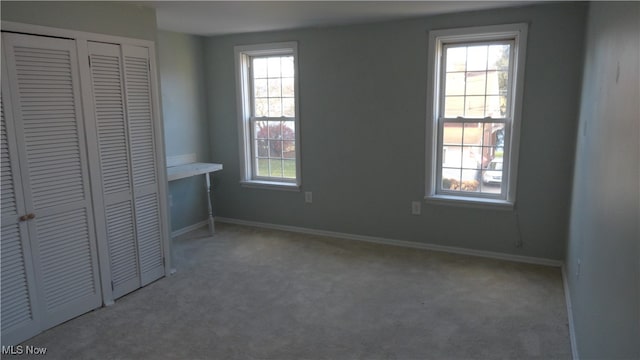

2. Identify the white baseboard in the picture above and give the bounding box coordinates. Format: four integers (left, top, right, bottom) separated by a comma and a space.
562, 265, 579, 360
171, 220, 208, 238
215, 217, 563, 267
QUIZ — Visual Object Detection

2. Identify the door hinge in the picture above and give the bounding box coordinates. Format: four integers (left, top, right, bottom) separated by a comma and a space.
162, 257, 166, 267
88, 56, 91, 67
148, 61, 151, 72
110, 281, 114, 291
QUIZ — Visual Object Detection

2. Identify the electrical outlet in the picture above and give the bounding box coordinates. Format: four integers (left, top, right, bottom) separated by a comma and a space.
305, 192, 313, 203
411, 201, 421, 215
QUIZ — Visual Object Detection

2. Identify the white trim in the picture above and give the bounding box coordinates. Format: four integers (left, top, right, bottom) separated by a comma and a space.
216, 217, 563, 267
240, 180, 301, 191
561, 265, 580, 360
171, 220, 209, 238
424, 194, 514, 210
425, 23, 528, 205
234, 41, 302, 188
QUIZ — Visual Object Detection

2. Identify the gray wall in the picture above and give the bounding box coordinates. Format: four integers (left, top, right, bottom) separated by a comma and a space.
206, 2, 587, 260
157, 31, 211, 232
566, 2, 640, 358
1, 1, 157, 41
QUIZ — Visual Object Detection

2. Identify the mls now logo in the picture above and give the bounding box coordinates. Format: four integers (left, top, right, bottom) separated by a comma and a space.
2, 345, 48, 355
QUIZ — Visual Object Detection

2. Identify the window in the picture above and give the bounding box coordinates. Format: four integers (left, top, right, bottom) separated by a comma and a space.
425, 24, 527, 207
235, 42, 300, 189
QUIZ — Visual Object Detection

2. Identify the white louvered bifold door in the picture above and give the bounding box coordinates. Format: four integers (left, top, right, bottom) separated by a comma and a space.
87, 42, 140, 299
2, 33, 102, 330
122, 45, 164, 286
0, 53, 41, 345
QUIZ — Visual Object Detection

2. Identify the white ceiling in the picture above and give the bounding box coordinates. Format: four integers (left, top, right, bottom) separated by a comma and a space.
143, 1, 536, 36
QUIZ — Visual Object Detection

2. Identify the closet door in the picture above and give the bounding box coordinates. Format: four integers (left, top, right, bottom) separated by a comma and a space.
0, 57, 40, 345
122, 45, 164, 285
2, 33, 102, 329
87, 42, 140, 299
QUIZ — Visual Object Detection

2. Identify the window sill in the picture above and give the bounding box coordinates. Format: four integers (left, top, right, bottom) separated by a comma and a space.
240, 180, 300, 192
424, 194, 514, 211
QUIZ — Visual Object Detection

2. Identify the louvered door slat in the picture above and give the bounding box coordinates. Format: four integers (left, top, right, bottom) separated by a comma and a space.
4, 33, 101, 332
88, 42, 140, 299
1, 47, 40, 346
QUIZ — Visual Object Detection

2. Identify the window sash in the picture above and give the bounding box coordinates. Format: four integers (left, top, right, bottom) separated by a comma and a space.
250, 117, 297, 182
439, 40, 515, 120
435, 117, 511, 199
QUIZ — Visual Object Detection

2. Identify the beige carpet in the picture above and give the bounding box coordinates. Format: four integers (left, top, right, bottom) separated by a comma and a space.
10, 223, 571, 359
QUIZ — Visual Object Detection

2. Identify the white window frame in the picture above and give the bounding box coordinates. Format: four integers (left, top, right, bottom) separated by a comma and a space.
235, 42, 301, 190
425, 24, 528, 209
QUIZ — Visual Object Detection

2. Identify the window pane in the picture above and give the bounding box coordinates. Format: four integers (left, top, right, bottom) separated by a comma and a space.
444, 96, 464, 118
268, 78, 281, 97
442, 169, 461, 190
486, 71, 508, 95
446, 47, 466, 72
442, 146, 462, 167
269, 140, 282, 157
283, 159, 296, 178
253, 58, 267, 78
445, 73, 465, 96
283, 141, 295, 159
267, 57, 281, 78
255, 121, 268, 139
255, 98, 268, 117
462, 147, 483, 169
257, 158, 269, 176
483, 123, 505, 154
269, 159, 283, 177
282, 77, 294, 97
281, 56, 294, 77
282, 121, 295, 140
267, 121, 282, 139
463, 122, 483, 145
254, 79, 267, 97
282, 98, 295, 117
461, 170, 480, 191
443, 123, 463, 145
488, 44, 510, 71
268, 98, 282, 117
464, 96, 485, 117
485, 96, 507, 118
481, 156, 503, 193
256, 139, 268, 157
466, 45, 488, 71
465, 72, 486, 96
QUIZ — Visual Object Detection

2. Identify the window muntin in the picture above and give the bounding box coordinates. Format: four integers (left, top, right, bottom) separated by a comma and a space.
235, 42, 300, 188
427, 25, 526, 205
